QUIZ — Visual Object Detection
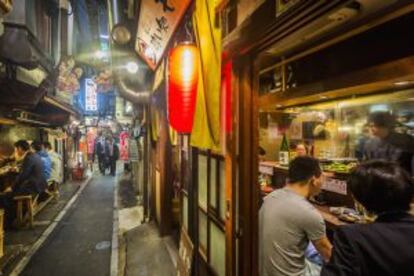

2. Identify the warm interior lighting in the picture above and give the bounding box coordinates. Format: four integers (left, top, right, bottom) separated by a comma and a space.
168, 43, 200, 133
394, 80, 412, 86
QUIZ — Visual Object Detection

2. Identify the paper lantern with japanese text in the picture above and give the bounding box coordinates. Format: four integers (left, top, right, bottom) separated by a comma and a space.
168, 44, 199, 133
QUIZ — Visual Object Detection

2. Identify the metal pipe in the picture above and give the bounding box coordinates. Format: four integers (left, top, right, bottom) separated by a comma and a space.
115, 76, 151, 104
111, 0, 120, 24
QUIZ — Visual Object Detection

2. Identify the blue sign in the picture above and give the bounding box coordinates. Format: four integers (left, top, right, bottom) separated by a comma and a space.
74, 78, 116, 117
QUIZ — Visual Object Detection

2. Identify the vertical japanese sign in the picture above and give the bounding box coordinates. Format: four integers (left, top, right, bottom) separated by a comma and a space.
135, 0, 192, 70
119, 131, 130, 161
85, 79, 98, 112
86, 128, 97, 155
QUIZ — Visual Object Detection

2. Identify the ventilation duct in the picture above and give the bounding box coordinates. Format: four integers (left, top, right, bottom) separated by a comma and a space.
115, 76, 151, 105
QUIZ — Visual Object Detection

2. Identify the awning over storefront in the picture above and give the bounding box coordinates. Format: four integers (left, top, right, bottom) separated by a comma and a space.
0, 80, 80, 127
42, 96, 79, 116
33, 96, 80, 126
0, 78, 47, 109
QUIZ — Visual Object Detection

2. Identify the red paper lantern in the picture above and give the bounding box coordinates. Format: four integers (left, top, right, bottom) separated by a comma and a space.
168, 43, 199, 133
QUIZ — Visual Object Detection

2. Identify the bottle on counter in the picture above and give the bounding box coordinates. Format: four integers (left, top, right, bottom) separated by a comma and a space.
279, 133, 290, 166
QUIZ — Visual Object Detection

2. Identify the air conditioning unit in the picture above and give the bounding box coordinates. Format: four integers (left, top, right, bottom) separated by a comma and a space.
14, 110, 50, 126
267, 0, 399, 57
267, 6, 359, 56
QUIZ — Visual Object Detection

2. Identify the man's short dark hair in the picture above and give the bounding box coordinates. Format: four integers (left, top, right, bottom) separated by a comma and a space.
43, 141, 52, 150
14, 140, 30, 151
31, 141, 43, 152
349, 160, 414, 214
288, 156, 322, 183
368, 111, 395, 129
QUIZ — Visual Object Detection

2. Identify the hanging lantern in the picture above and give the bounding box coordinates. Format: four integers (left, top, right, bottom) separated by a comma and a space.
168, 43, 199, 133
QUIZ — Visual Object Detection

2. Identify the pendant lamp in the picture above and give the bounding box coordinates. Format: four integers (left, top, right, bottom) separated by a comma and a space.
168, 43, 199, 133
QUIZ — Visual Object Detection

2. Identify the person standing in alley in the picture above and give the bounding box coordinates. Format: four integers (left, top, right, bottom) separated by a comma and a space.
95, 132, 106, 175
260, 156, 332, 276
105, 136, 119, 176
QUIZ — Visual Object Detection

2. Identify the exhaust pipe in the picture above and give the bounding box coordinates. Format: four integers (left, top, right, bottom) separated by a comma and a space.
115, 76, 151, 105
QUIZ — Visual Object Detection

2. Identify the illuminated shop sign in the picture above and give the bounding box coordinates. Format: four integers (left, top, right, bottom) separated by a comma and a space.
85, 78, 98, 112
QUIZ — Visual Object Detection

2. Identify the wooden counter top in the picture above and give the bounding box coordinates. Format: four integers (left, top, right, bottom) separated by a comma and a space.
260, 161, 288, 170
313, 204, 349, 228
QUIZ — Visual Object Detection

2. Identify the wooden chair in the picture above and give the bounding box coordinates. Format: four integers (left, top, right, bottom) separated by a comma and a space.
14, 194, 38, 228
13, 181, 60, 229
47, 180, 60, 202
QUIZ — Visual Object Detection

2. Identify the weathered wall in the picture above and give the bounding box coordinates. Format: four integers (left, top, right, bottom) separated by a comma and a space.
0, 125, 40, 157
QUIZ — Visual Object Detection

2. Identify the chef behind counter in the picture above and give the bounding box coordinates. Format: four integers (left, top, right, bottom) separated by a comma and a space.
364, 111, 414, 175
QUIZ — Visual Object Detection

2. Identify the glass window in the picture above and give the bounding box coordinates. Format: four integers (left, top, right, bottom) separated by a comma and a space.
209, 222, 226, 276
196, 151, 226, 275
182, 194, 188, 231
260, 89, 414, 167
199, 210, 208, 255
219, 160, 226, 221
209, 159, 217, 208
198, 154, 208, 210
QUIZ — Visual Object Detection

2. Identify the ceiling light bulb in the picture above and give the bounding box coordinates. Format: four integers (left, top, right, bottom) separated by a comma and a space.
95, 50, 107, 59
126, 62, 139, 74
394, 81, 412, 86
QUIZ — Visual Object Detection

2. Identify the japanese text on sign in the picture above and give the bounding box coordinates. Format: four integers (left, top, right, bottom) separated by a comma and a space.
85, 79, 98, 112
135, 0, 192, 70
322, 177, 347, 195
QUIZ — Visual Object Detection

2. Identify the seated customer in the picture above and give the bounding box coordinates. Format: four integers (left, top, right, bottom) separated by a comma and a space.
260, 156, 332, 276
43, 142, 63, 184
0, 140, 47, 227
31, 141, 52, 181
322, 161, 414, 276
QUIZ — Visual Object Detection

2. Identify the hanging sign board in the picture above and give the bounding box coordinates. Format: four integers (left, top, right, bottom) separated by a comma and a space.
135, 0, 192, 70
152, 59, 165, 92
322, 177, 347, 195
85, 79, 98, 112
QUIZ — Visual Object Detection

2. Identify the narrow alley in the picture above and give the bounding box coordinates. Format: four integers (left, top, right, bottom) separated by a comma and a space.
21, 171, 115, 276
0, 1, 414, 276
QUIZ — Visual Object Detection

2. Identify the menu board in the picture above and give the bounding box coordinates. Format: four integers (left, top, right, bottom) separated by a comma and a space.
135, 0, 192, 70
322, 177, 347, 195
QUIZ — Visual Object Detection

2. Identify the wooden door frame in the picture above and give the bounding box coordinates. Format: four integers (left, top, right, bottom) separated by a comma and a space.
229, 54, 260, 276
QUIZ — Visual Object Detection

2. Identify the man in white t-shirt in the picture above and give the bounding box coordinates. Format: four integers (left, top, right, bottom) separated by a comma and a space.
259, 156, 332, 276
43, 142, 63, 184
